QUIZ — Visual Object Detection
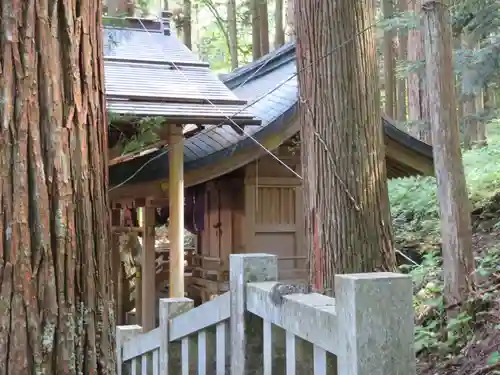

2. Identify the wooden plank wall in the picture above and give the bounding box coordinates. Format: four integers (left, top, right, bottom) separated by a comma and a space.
243, 149, 306, 281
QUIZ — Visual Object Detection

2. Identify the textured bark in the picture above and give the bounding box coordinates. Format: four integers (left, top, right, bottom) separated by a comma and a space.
285, 0, 295, 41
408, 0, 431, 143
382, 0, 397, 118
251, 0, 262, 60
397, 0, 408, 121
295, 0, 396, 295
0, 0, 114, 373
259, 0, 270, 55
183, 0, 192, 49
227, 0, 239, 69
274, 0, 285, 48
422, 0, 475, 311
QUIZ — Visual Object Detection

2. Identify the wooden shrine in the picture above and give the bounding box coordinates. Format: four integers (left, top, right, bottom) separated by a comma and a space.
104, 12, 435, 329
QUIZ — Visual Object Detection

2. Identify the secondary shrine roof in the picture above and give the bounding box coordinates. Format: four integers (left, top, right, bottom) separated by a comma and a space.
108, 40, 434, 191
103, 16, 259, 126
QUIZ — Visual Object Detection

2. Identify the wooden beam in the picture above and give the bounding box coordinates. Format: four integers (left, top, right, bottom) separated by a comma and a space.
112, 226, 143, 233
108, 115, 302, 201
141, 204, 156, 331
169, 125, 185, 298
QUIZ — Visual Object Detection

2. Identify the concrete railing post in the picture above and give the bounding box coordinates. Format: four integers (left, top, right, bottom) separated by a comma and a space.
229, 253, 278, 375
335, 272, 415, 375
159, 297, 194, 375
115, 325, 141, 375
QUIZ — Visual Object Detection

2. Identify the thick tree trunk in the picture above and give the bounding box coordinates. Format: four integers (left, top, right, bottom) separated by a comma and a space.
382, 0, 397, 118
397, 0, 408, 121
422, 0, 475, 312
259, 0, 270, 55
0, 0, 114, 373
227, 0, 239, 69
285, 0, 295, 41
251, 0, 262, 60
274, 0, 285, 48
408, 0, 431, 143
295, 0, 396, 295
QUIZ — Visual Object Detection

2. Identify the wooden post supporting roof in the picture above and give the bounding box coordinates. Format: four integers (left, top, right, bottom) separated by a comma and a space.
169, 125, 185, 298
110, 208, 123, 325
141, 203, 157, 331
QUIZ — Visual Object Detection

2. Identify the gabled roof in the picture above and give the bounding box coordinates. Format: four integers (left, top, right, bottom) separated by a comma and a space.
109, 41, 434, 191
221, 41, 433, 161
103, 16, 258, 125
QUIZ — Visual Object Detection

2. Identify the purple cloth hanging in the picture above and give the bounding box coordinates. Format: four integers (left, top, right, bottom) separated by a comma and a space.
152, 185, 205, 234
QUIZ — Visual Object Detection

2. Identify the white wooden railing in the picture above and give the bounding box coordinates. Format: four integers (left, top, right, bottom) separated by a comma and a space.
116, 253, 416, 375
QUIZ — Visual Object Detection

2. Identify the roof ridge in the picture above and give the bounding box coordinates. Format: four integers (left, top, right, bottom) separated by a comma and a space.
222, 41, 297, 88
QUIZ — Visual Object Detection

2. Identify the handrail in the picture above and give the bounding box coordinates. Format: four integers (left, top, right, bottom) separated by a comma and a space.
122, 327, 161, 361
169, 292, 230, 341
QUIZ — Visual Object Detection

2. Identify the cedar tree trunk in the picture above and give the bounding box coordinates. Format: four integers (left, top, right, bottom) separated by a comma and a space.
0, 0, 115, 373
295, 0, 396, 295
422, 0, 475, 311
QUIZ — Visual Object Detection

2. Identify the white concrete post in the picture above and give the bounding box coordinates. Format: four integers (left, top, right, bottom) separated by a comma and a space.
159, 297, 194, 375
335, 272, 415, 375
229, 253, 278, 375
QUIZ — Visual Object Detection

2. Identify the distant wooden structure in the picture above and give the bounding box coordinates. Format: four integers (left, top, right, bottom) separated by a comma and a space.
109, 38, 434, 307
105, 14, 260, 331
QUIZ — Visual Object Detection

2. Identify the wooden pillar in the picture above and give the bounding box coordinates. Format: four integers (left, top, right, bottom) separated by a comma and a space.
169, 125, 185, 298
135, 208, 143, 325
141, 203, 157, 331
110, 208, 123, 325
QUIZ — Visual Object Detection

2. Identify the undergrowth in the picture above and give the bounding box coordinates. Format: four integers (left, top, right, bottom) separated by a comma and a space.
389, 123, 500, 246
389, 122, 500, 374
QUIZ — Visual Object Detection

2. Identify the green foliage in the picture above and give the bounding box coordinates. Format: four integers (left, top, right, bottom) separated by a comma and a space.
389, 124, 500, 245
409, 246, 500, 356
476, 245, 500, 278
119, 117, 164, 154
377, 11, 420, 33
391, 122, 500, 363
488, 351, 500, 365
409, 250, 475, 355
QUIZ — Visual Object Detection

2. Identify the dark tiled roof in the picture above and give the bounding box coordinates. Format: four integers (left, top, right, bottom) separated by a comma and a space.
103, 18, 257, 124
109, 41, 433, 188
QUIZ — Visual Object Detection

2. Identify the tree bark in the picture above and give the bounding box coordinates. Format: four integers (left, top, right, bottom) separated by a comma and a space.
382, 0, 397, 118
0, 0, 114, 373
227, 0, 239, 69
259, 0, 270, 55
408, 0, 431, 143
397, 0, 408, 121
285, 0, 295, 41
295, 0, 396, 295
274, 0, 285, 48
422, 0, 475, 312
251, 0, 262, 60
183, 0, 192, 49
